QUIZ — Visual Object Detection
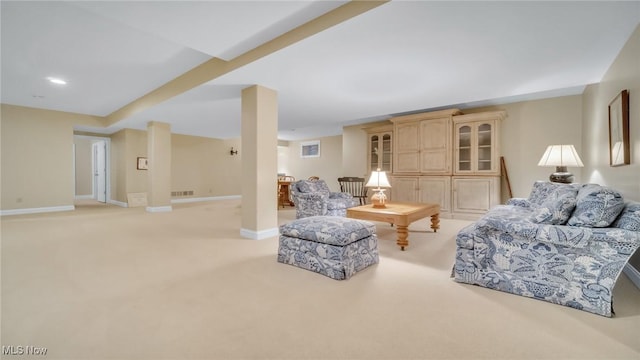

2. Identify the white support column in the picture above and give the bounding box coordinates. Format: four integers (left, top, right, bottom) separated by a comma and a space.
240, 85, 278, 239
146, 121, 172, 213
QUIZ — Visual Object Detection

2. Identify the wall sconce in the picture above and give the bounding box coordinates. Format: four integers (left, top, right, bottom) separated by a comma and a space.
230, 147, 238, 156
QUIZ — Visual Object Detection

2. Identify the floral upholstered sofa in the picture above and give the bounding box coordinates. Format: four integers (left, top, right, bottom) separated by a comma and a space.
290, 179, 357, 219
454, 181, 640, 317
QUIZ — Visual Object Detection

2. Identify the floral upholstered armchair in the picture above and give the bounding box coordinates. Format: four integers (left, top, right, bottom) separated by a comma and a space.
454, 181, 640, 317
290, 179, 357, 219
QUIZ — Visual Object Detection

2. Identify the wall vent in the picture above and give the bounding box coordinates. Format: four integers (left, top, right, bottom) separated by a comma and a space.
171, 190, 194, 197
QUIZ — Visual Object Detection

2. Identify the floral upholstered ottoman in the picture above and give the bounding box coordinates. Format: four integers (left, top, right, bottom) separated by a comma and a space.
277, 216, 379, 280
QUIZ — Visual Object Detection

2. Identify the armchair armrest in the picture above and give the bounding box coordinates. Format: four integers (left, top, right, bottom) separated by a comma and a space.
293, 192, 329, 202
590, 228, 640, 255
329, 192, 353, 200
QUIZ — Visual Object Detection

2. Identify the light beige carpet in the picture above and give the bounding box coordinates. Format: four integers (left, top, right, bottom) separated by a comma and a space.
1, 199, 639, 360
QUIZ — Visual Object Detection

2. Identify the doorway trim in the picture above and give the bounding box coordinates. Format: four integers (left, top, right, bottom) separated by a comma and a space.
74, 135, 111, 203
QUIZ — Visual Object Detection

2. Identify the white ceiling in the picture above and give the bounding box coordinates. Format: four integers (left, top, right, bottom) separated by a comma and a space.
2, 1, 639, 140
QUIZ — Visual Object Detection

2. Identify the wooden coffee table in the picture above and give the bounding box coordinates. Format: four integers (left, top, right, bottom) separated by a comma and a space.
346, 202, 440, 250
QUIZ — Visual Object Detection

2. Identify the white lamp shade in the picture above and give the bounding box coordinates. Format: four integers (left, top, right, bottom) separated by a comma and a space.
538, 145, 584, 167
365, 170, 391, 188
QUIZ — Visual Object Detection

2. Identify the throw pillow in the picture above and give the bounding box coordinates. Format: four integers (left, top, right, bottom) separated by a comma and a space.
529, 191, 578, 225
527, 181, 580, 207
567, 184, 625, 228
611, 201, 640, 231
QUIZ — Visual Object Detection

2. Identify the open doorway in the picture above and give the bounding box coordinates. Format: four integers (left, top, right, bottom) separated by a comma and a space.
93, 140, 107, 202
74, 135, 110, 204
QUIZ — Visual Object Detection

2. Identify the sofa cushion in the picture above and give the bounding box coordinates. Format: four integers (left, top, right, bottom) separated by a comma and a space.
567, 184, 625, 228
297, 179, 330, 194
529, 190, 578, 225
612, 201, 640, 231
279, 216, 376, 246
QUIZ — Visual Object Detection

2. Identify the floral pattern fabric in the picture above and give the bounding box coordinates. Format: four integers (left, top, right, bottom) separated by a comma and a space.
280, 216, 376, 246
290, 179, 357, 218
454, 181, 640, 317
567, 184, 625, 227
613, 201, 640, 231
297, 179, 331, 193
529, 187, 578, 225
277, 216, 379, 280
527, 181, 580, 207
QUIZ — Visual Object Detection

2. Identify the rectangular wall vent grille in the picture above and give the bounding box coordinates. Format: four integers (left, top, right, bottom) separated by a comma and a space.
171, 190, 194, 197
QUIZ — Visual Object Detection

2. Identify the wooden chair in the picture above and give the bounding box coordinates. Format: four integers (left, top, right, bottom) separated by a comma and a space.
338, 177, 368, 206
278, 175, 295, 182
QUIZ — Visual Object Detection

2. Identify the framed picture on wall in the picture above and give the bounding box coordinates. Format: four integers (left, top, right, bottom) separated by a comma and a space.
137, 157, 148, 170
300, 140, 320, 158
608, 89, 630, 166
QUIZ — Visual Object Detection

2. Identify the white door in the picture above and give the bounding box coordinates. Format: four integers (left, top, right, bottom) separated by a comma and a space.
93, 141, 107, 203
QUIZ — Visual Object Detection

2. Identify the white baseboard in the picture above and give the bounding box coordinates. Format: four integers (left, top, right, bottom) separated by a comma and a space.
240, 227, 279, 240
146, 206, 173, 213
0, 196, 240, 215
0, 205, 75, 216
623, 263, 640, 290
171, 195, 241, 204
108, 199, 128, 208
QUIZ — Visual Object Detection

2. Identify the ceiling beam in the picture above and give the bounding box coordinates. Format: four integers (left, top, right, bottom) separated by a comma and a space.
105, 0, 389, 126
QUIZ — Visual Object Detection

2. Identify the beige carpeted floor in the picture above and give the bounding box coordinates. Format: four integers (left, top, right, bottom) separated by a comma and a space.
1, 199, 639, 360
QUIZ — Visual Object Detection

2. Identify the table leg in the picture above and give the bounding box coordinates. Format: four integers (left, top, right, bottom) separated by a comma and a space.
430, 213, 440, 232
396, 225, 409, 251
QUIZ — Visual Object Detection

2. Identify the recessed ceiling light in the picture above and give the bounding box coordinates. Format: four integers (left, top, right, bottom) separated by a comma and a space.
47, 77, 67, 85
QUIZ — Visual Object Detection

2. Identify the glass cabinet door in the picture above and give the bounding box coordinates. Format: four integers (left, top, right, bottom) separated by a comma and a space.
381, 133, 392, 171
370, 135, 379, 172
455, 120, 497, 175
476, 123, 492, 171
368, 132, 393, 173
457, 125, 472, 171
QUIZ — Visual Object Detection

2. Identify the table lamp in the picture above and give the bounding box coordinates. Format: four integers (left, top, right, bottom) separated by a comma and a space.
537, 145, 584, 183
365, 168, 391, 208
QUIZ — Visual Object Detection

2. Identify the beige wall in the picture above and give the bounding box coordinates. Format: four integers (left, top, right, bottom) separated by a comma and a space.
74, 137, 93, 196
147, 121, 172, 208
284, 135, 344, 192
240, 85, 279, 236
277, 143, 291, 175
172, 134, 241, 197
582, 25, 639, 201
126, 129, 149, 195
468, 96, 584, 198
1, 104, 102, 210
109, 130, 128, 203
342, 121, 392, 180
582, 25, 640, 271
108, 129, 148, 204
107, 130, 243, 204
